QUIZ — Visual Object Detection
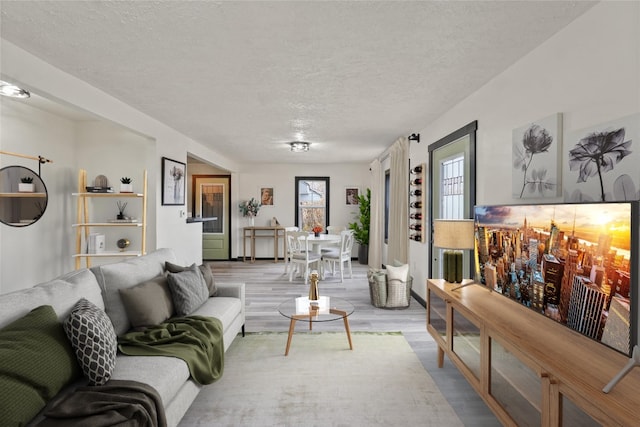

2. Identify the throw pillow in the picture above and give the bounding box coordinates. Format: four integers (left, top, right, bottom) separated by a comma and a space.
119, 275, 174, 330
166, 261, 217, 297
64, 298, 118, 386
0, 305, 81, 425
386, 263, 410, 308
167, 265, 210, 316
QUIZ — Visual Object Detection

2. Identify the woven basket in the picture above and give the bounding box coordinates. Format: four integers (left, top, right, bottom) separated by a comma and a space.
367, 269, 412, 309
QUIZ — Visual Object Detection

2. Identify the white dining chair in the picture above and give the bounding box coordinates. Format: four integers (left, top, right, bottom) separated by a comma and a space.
321, 230, 354, 282
287, 231, 321, 285
323, 225, 346, 252
282, 226, 299, 274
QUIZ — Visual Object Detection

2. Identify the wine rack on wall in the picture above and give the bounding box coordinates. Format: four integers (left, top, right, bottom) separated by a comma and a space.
409, 163, 425, 243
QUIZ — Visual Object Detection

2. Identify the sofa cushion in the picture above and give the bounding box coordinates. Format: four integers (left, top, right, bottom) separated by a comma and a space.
0, 269, 103, 330
166, 261, 217, 297
167, 266, 209, 316
119, 275, 174, 330
0, 305, 81, 425
190, 297, 242, 331
64, 298, 118, 386
91, 248, 178, 335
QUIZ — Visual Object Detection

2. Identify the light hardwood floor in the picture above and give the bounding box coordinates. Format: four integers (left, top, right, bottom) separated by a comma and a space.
208, 259, 500, 426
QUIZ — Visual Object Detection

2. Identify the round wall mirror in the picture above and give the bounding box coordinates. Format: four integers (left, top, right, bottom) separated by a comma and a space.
0, 165, 48, 227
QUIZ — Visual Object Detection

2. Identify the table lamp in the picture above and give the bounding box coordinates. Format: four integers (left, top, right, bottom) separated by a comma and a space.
433, 219, 475, 284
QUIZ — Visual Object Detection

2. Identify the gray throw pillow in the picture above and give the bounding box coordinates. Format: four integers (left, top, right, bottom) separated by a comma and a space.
167, 265, 209, 316
166, 261, 217, 297
64, 298, 117, 386
119, 275, 174, 330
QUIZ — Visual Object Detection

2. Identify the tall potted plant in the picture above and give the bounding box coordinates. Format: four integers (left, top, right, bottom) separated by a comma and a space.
349, 188, 371, 265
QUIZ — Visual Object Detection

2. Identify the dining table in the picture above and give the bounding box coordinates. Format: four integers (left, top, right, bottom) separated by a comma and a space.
306, 233, 342, 255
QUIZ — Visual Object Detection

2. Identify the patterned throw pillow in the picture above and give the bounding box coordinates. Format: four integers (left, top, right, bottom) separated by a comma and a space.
64, 298, 117, 386
167, 265, 210, 316
166, 261, 217, 297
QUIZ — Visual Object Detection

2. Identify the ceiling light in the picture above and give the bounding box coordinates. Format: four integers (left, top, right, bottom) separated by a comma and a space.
0, 81, 31, 99
289, 142, 310, 152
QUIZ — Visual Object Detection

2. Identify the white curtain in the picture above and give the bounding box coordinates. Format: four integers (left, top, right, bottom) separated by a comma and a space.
387, 137, 409, 264
368, 158, 383, 268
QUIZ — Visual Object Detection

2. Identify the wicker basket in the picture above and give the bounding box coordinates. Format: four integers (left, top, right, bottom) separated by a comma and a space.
367, 269, 412, 309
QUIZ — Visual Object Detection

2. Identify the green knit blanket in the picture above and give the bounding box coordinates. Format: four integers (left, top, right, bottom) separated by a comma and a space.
118, 316, 224, 385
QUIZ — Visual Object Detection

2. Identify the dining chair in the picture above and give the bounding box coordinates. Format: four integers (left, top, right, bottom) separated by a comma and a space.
287, 231, 321, 285
321, 230, 354, 282
282, 226, 299, 274
323, 225, 347, 252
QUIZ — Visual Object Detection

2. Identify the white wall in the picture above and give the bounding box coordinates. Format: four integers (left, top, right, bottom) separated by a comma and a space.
0, 99, 78, 293
409, 2, 640, 310
234, 162, 370, 259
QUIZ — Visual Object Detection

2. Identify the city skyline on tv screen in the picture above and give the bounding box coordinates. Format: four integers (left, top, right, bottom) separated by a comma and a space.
474, 202, 635, 355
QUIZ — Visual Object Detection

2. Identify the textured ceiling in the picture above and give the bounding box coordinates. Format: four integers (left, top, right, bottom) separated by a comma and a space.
0, 1, 595, 164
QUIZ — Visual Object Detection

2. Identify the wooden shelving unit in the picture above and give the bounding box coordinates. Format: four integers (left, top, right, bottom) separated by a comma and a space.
73, 169, 147, 269
427, 278, 640, 426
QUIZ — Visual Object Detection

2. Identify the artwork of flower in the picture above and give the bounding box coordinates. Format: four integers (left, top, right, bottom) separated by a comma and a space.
563, 113, 639, 202
512, 113, 562, 199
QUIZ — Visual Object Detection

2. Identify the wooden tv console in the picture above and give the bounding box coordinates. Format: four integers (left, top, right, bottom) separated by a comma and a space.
426, 279, 640, 426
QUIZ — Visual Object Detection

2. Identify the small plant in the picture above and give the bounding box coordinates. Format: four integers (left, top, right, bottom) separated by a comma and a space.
312, 226, 323, 234
21, 176, 33, 184
120, 177, 132, 184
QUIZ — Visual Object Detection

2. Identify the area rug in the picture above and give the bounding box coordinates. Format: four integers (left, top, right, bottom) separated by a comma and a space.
178, 331, 464, 426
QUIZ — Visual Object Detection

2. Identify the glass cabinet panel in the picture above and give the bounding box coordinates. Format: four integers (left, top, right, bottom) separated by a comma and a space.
490, 338, 541, 427
451, 307, 481, 379
428, 290, 447, 343
561, 394, 600, 426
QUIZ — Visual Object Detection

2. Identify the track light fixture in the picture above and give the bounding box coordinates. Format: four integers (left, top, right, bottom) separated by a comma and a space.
289, 141, 310, 152
408, 133, 420, 143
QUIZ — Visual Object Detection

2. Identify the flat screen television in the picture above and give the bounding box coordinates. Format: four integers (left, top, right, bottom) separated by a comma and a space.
474, 201, 638, 356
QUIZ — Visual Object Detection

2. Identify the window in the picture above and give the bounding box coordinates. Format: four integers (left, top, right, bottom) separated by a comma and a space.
295, 177, 330, 231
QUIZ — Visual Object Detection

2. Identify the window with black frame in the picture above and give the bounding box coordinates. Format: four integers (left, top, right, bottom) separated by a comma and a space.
295, 177, 330, 232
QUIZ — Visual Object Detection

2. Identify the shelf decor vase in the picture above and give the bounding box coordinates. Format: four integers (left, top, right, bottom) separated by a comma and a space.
18, 183, 34, 192
250, 216, 255, 227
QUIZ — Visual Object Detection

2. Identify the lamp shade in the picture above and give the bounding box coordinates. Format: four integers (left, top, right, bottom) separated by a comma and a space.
433, 219, 475, 250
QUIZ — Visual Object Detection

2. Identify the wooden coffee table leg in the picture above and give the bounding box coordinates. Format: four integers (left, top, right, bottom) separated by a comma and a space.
330, 308, 353, 350
285, 317, 297, 356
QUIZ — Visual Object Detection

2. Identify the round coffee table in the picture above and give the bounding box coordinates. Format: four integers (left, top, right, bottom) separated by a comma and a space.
277, 296, 355, 356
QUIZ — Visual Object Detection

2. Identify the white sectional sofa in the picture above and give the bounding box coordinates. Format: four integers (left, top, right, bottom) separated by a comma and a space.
0, 248, 245, 427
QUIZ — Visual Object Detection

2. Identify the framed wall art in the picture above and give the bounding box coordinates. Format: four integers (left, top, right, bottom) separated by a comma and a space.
162, 157, 186, 205
260, 187, 274, 206
563, 113, 639, 202
512, 113, 563, 199
345, 187, 359, 205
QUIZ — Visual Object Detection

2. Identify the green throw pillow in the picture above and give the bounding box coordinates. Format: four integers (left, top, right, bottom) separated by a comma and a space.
0, 305, 81, 425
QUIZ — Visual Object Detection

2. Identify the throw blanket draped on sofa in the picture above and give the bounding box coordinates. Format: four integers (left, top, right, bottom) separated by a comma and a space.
37, 379, 166, 427
118, 316, 224, 385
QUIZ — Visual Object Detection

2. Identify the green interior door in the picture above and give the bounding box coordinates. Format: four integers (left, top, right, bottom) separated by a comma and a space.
195, 176, 230, 260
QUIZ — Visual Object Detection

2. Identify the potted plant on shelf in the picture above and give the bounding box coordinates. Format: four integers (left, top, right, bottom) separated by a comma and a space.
116, 200, 128, 220
120, 177, 133, 193
18, 176, 34, 193
348, 188, 371, 264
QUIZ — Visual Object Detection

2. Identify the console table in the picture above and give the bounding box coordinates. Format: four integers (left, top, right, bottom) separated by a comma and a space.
242, 226, 285, 263
426, 279, 640, 426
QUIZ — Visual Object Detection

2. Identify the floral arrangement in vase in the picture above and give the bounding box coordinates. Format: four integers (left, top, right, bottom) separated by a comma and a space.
312, 226, 323, 237
239, 198, 261, 225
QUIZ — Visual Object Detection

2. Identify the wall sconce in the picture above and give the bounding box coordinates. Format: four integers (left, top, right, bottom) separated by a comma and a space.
408, 133, 420, 143
0, 80, 31, 99
433, 219, 475, 284
289, 142, 310, 152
